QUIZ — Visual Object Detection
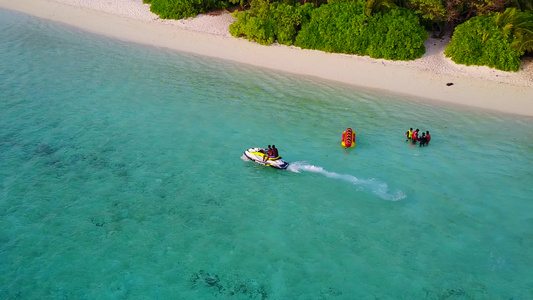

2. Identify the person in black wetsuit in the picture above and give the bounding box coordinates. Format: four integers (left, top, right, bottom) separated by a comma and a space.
419, 132, 427, 147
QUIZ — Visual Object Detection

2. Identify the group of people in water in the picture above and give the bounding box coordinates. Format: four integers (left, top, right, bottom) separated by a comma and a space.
406, 128, 431, 147
261, 145, 279, 161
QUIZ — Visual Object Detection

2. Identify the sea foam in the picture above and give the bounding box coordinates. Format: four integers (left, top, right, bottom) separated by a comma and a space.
288, 161, 406, 201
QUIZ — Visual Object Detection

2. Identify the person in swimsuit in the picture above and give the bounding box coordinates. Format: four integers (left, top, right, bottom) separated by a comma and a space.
264, 145, 273, 162
271, 145, 279, 158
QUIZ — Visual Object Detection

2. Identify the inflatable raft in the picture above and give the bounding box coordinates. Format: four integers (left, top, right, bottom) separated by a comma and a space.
342, 128, 355, 148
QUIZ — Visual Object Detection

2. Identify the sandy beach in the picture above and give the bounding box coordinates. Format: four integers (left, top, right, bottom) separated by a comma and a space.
1, 0, 532, 116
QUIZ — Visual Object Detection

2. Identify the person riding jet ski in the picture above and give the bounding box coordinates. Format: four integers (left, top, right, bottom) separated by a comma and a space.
244, 146, 288, 170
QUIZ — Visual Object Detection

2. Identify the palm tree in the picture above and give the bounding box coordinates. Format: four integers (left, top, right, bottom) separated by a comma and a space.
494, 7, 522, 37
494, 8, 533, 53
510, 17, 533, 52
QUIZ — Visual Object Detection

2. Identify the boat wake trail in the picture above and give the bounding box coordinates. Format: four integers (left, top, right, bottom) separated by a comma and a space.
287, 161, 406, 201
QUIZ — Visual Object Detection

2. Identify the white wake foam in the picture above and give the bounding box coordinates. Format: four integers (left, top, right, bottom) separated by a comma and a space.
288, 161, 406, 201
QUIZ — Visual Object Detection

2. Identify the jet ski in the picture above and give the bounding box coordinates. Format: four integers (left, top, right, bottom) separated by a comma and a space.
243, 147, 289, 170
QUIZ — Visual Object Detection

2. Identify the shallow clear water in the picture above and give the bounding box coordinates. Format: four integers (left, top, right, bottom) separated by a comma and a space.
1, 9, 532, 299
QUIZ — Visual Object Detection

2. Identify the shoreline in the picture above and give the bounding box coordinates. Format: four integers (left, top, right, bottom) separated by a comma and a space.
1, 0, 532, 117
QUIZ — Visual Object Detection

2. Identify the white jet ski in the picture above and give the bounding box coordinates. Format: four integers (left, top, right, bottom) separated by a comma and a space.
243, 147, 289, 170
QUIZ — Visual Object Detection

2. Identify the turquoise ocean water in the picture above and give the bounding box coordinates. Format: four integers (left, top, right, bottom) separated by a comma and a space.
1, 9, 532, 299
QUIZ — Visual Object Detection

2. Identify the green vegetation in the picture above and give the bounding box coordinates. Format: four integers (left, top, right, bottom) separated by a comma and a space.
143, 0, 229, 19
406, 0, 447, 37
508, 10, 533, 53
364, 0, 397, 17
408, 0, 512, 38
295, 3, 428, 60
144, 0, 533, 70
444, 8, 533, 71
229, 0, 313, 45
230, 1, 427, 60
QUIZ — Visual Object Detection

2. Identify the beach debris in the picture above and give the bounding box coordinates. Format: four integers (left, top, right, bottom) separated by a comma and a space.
446, 82, 454, 86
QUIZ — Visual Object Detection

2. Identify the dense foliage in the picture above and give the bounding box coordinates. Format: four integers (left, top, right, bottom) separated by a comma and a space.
444, 8, 533, 71
145, 0, 533, 69
294, 2, 368, 53
508, 10, 533, 53
366, 9, 429, 59
295, 2, 428, 60
143, 0, 229, 19
407, 0, 516, 37
231, 1, 427, 60
229, 0, 313, 45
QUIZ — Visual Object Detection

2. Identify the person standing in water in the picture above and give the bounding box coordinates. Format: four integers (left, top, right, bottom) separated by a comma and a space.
412, 129, 419, 144
426, 131, 431, 145
405, 128, 413, 142
419, 132, 427, 147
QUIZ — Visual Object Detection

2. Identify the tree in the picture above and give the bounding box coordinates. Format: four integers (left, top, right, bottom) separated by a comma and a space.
446, 0, 507, 23
407, 0, 447, 36
418, 0, 507, 37
147, 0, 229, 19
444, 12, 524, 71
496, 9, 533, 53
511, 25, 533, 52
294, 3, 427, 60
364, 0, 398, 17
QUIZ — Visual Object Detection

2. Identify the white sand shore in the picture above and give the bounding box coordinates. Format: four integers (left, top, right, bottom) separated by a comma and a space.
1, 0, 532, 116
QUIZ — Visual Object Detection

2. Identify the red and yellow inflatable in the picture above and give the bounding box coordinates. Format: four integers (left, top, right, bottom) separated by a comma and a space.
342, 128, 355, 148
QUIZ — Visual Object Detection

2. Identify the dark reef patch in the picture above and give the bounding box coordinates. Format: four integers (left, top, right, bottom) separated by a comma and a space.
190, 270, 269, 299
35, 143, 56, 156
321, 286, 343, 297
90, 217, 106, 227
